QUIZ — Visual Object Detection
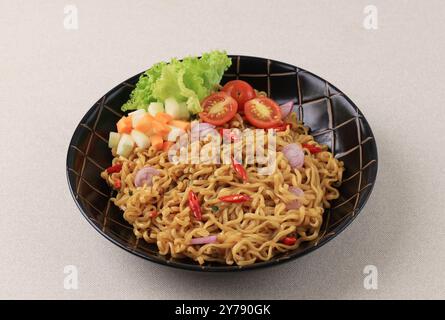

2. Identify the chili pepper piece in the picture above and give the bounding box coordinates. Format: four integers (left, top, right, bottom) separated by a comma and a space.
188, 190, 202, 221
302, 143, 322, 154
273, 123, 291, 132
149, 210, 158, 218
282, 237, 297, 245
219, 194, 251, 203
106, 163, 123, 174
113, 179, 121, 189
231, 157, 248, 182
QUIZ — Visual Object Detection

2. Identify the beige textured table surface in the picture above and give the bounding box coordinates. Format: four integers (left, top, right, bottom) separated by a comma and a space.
1, 0, 444, 299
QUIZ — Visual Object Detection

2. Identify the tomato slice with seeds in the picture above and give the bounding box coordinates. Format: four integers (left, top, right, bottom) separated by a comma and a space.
244, 97, 282, 129
199, 92, 238, 126
221, 80, 256, 114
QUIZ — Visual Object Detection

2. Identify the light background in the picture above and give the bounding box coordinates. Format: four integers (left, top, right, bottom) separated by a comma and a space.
1, 0, 444, 299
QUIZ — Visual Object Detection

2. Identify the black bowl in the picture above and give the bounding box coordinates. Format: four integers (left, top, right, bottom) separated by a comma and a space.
66, 55, 378, 271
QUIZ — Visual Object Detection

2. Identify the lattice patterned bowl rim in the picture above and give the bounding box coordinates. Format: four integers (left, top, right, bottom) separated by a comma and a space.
66, 55, 378, 272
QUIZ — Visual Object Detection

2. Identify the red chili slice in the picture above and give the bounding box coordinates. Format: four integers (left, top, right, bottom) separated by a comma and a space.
231, 157, 247, 182
106, 163, 122, 174
113, 179, 122, 189
188, 190, 202, 221
149, 210, 159, 218
282, 237, 297, 245
302, 143, 322, 154
219, 194, 251, 203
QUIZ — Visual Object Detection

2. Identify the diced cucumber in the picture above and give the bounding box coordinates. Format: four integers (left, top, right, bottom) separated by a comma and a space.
129, 109, 147, 127
167, 126, 185, 142
117, 134, 135, 158
178, 102, 190, 120
148, 102, 165, 116
164, 97, 190, 120
108, 132, 121, 149
131, 129, 150, 149
164, 98, 180, 118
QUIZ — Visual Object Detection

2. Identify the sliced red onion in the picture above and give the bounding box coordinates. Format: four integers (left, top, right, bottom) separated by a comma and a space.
282, 143, 304, 168
134, 166, 160, 187
279, 101, 294, 119
286, 187, 304, 209
200, 127, 218, 138
191, 122, 217, 138
190, 235, 218, 245
191, 121, 215, 133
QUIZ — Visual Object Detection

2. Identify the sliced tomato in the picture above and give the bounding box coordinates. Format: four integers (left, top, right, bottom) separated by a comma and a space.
199, 92, 238, 126
221, 80, 256, 113
244, 97, 282, 129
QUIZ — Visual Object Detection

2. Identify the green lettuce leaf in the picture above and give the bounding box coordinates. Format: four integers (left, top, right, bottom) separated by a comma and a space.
121, 50, 231, 114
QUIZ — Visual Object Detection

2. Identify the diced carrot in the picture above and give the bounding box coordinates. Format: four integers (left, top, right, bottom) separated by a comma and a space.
162, 141, 174, 152
151, 134, 163, 151
116, 116, 132, 134
168, 120, 190, 131
134, 114, 155, 135
152, 120, 171, 136
155, 112, 173, 124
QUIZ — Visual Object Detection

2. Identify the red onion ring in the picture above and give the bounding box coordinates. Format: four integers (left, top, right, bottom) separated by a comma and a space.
134, 166, 160, 187
286, 187, 304, 209
190, 235, 217, 245
280, 101, 294, 119
282, 143, 304, 169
